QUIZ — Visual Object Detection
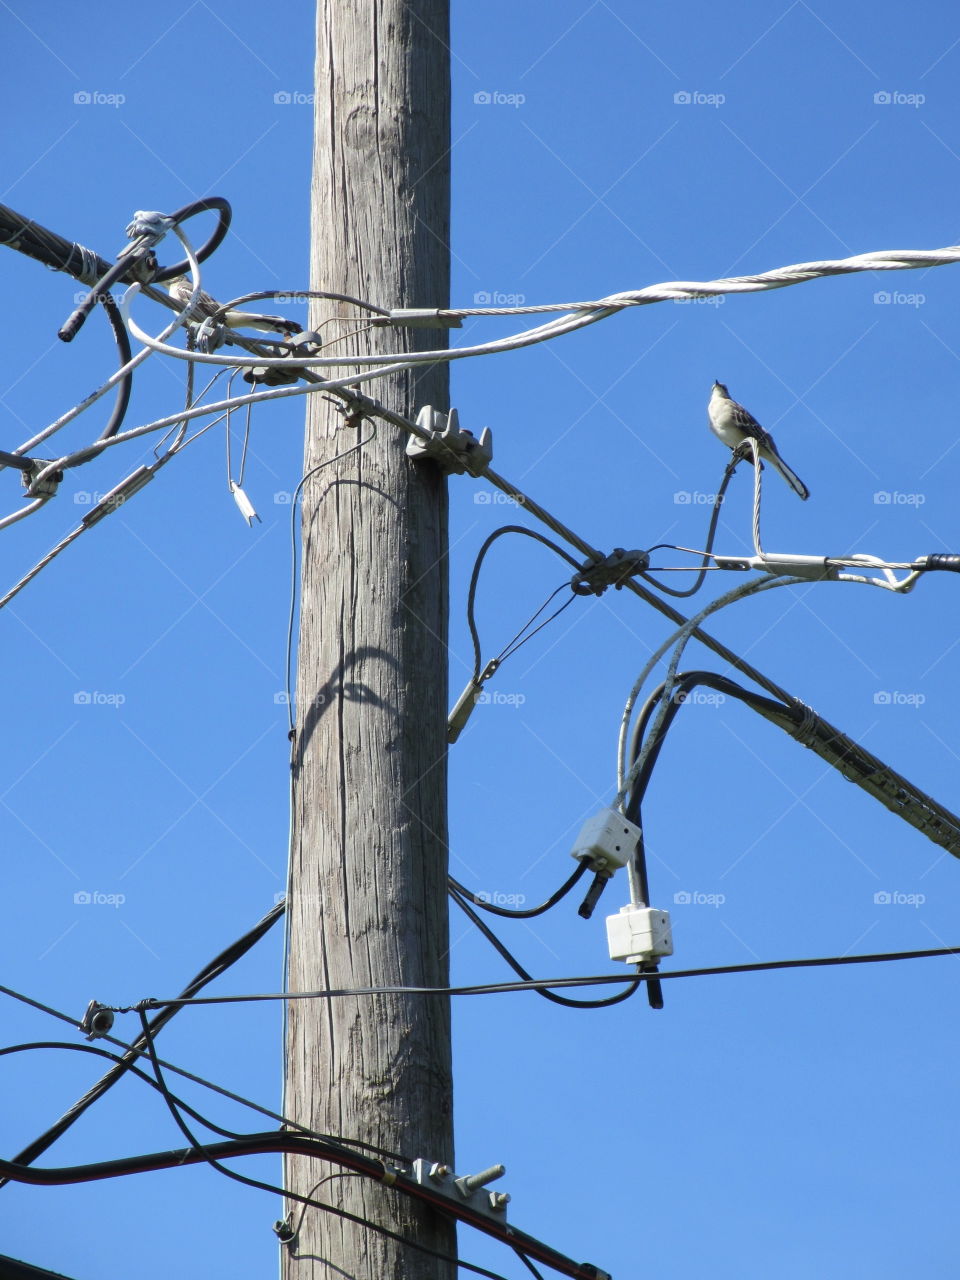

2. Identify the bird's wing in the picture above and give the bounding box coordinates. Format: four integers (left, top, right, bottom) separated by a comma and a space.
729, 400, 778, 450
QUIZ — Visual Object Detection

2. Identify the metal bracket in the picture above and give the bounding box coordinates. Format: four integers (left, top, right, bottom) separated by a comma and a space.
413, 1158, 510, 1222
406, 406, 492, 477
572, 548, 649, 595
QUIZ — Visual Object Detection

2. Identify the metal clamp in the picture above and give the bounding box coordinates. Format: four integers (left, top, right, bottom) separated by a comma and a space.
572, 548, 649, 595
79, 999, 115, 1041
413, 1158, 510, 1221
406, 406, 493, 477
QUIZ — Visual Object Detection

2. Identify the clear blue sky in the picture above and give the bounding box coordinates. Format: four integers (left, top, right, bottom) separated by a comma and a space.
2, 2, 960, 1277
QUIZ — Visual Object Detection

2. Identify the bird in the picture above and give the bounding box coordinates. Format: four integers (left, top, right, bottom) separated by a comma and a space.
707, 381, 809, 500
165, 276, 299, 335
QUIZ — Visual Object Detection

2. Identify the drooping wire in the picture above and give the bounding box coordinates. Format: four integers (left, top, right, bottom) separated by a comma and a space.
448, 859, 588, 920
447, 883, 643, 1010
0, 1042, 251, 1142
641, 455, 740, 598
466, 526, 583, 684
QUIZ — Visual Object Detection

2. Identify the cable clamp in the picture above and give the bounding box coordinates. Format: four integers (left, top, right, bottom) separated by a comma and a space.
571, 548, 649, 595
79, 999, 115, 1041
407, 406, 492, 476
124, 210, 175, 245
242, 329, 315, 386
21, 458, 63, 498
413, 1158, 510, 1221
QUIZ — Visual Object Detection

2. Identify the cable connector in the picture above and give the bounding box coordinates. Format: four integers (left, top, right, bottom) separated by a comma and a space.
606, 905, 673, 964
78, 999, 115, 1041
571, 548, 649, 595
413, 1158, 509, 1222
406, 406, 492, 476
377, 308, 463, 328
81, 465, 155, 527
715, 552, 834, 580
570, 807, 639, 874
447, 660, 499, 743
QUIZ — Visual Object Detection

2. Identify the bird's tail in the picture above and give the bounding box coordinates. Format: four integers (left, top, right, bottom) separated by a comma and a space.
769, 453, 810, 501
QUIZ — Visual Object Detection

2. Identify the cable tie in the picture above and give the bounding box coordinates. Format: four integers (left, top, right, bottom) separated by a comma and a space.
571, 548, 649, 595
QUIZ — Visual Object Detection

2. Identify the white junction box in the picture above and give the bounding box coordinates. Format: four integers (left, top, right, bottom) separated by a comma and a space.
606, 905, 673, 964
570, 807, 640, 873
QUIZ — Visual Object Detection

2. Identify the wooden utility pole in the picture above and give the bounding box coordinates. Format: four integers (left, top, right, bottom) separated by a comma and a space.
283, 2, 454, 1278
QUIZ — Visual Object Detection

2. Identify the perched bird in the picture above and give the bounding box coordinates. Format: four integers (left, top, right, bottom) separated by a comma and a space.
165, 276, 299, 335
707, 381, 809, 501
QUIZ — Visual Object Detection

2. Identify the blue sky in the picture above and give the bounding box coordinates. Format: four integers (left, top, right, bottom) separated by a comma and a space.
2, 2, 960, 1277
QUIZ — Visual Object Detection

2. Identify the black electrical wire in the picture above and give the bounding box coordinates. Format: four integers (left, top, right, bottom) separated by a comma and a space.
0, 899, 286, 1186
448, 883, 643, 1010
151, 197, 232, 283
0, 1042, 250, 1142
448, 859, 588, 920
467, 526, 583, 683
133, 1009, 514, 1280
67, 291, 133, 465
641, 455, 740, 598
0, 977, 409, 1169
